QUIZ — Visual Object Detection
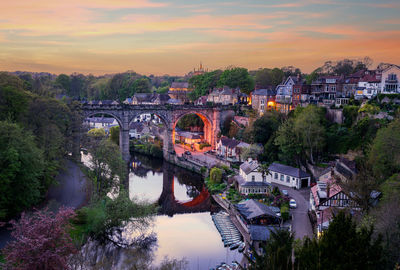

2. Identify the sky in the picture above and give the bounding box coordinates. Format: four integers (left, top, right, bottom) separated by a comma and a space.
0, 0, 399, 75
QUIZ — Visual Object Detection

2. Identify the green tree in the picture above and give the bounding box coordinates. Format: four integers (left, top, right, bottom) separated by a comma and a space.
295, 212, 384, 270
90, 139, 126, 195
109, 126, 120, 146
0, 121, 45, 219
293, 105, 326, 164
218, 67, 255, 95
209, 167, 223, 184
270, 68, 285, 87
0, 86, 28, 121
251, 111, 282, 145
55, 74, 71, 93
76, 190, 155, 244
133, 77, 152, 93
240, 144, 263, 161
88, 128, 106, 138
274, 119, 302, 166
369, 119, 400, 180
189, 70, 222, 100
255, 68, 272, 88
258, 163, 271, 179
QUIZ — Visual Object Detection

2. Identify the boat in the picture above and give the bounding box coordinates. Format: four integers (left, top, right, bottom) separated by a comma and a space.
230, 242, 241, 250
238, 242, 245, 252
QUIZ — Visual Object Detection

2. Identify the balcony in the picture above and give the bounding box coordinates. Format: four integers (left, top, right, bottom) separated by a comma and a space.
276, 95, 292, 104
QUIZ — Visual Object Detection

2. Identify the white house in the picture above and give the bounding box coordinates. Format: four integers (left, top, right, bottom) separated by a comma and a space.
234, 159, 271, 195
380, 65, 400, 94
267, 162, 310, 189
84, 117, 119, 133
129, 122, 152, 139
356, 72, 381, 99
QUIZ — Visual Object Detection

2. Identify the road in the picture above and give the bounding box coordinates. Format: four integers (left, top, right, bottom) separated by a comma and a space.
174, 144, 222, 168
273, 183, 313, 239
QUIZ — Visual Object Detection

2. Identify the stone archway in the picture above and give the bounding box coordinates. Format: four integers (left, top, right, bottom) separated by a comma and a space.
172, 111, 213, 153
128, 111, 174, 161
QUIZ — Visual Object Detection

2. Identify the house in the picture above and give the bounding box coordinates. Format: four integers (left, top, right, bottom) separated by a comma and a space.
131, 92, 170, 105
275, 76, 299, 113
309, 179, 358, 235
251, 88, 276, 115
99, 100, 119, 105
129, 122, 152, 139
292, 80, 311, 108
175, 130, 203, 144
356, 72, 381, 99
168, 82, 191, 103
342, 69, 366, 98
235, 199, 281, 226
311, 76, 343, 107
267, 162, 311, 189
216, 136, 240, 158
380, 65, 400, 94
233, 159, 270, 195
207, 86, 246, 105
333, 157, 357, 182
248, 225, 284, 255
195, 95, 208, 105
84, 117, 119, 133
216, 136, 250, 161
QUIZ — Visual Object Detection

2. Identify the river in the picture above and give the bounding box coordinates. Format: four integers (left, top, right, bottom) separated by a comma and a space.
127, 154, 242, 269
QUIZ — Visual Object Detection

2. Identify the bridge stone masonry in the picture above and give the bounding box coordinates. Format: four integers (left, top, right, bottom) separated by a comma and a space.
80, 102, 235, 164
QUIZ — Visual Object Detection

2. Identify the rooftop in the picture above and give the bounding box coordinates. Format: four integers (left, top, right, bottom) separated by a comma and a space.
240, 160, 259, 175
235, 199, 279, 220
268, 162, 310, 178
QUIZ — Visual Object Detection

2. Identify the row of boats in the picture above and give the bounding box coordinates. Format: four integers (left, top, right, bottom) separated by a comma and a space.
212, 212, 245, 252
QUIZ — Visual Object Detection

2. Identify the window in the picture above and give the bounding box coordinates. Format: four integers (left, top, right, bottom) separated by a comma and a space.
274, 173, 278, 179
263, 176, 266, 182
286, 176, 290, 183
252, 175, 255, 181
388, 73, 397, 81
261, 100, 265, 104
280, 174, 284, 181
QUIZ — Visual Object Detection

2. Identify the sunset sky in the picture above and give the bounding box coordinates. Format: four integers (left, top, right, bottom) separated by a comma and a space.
1, 0, 399, 75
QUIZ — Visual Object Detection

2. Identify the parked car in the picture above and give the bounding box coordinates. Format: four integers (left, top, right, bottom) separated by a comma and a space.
281, 189, 288, 196
289, 199, 297, 208
184, 151, 191, 155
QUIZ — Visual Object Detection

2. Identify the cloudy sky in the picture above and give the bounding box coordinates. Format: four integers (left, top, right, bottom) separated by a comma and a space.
1, 0, 399, 75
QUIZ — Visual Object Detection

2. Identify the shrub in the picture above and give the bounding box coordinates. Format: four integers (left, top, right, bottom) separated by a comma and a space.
199, 143, 211, 150
209, 167, 223, 184
281, 205, 289, 221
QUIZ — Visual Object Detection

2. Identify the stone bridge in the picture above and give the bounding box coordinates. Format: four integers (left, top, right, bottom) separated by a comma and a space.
81, 103, 235, 162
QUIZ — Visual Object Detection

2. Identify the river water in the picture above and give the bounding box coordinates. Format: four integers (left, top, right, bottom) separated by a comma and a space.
128, 154, 242, 269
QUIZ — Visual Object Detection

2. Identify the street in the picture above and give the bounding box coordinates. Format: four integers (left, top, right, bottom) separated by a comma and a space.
273, 183, 314, 239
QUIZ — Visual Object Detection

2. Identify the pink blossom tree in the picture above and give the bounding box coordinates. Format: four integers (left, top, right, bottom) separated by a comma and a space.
2, 207, 76, 270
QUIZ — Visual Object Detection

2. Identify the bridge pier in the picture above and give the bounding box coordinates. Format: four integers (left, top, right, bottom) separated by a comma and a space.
120, 114, 131, 162
163, 127, 175, 163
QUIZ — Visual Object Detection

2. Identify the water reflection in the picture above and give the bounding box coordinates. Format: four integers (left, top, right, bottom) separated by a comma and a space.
128, 154, 242, 269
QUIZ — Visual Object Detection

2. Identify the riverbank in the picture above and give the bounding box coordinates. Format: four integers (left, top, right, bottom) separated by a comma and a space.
0, 159, 89, 249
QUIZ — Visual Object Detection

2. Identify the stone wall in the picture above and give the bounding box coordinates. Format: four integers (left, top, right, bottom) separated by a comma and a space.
326, 108, 343, 124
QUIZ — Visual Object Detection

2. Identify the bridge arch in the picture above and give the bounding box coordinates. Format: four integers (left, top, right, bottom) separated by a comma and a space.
84, 111, 123, 128
172, 111, 214, 153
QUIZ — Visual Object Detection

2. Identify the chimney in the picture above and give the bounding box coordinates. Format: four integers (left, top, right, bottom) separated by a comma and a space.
327, 182, 330, 198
